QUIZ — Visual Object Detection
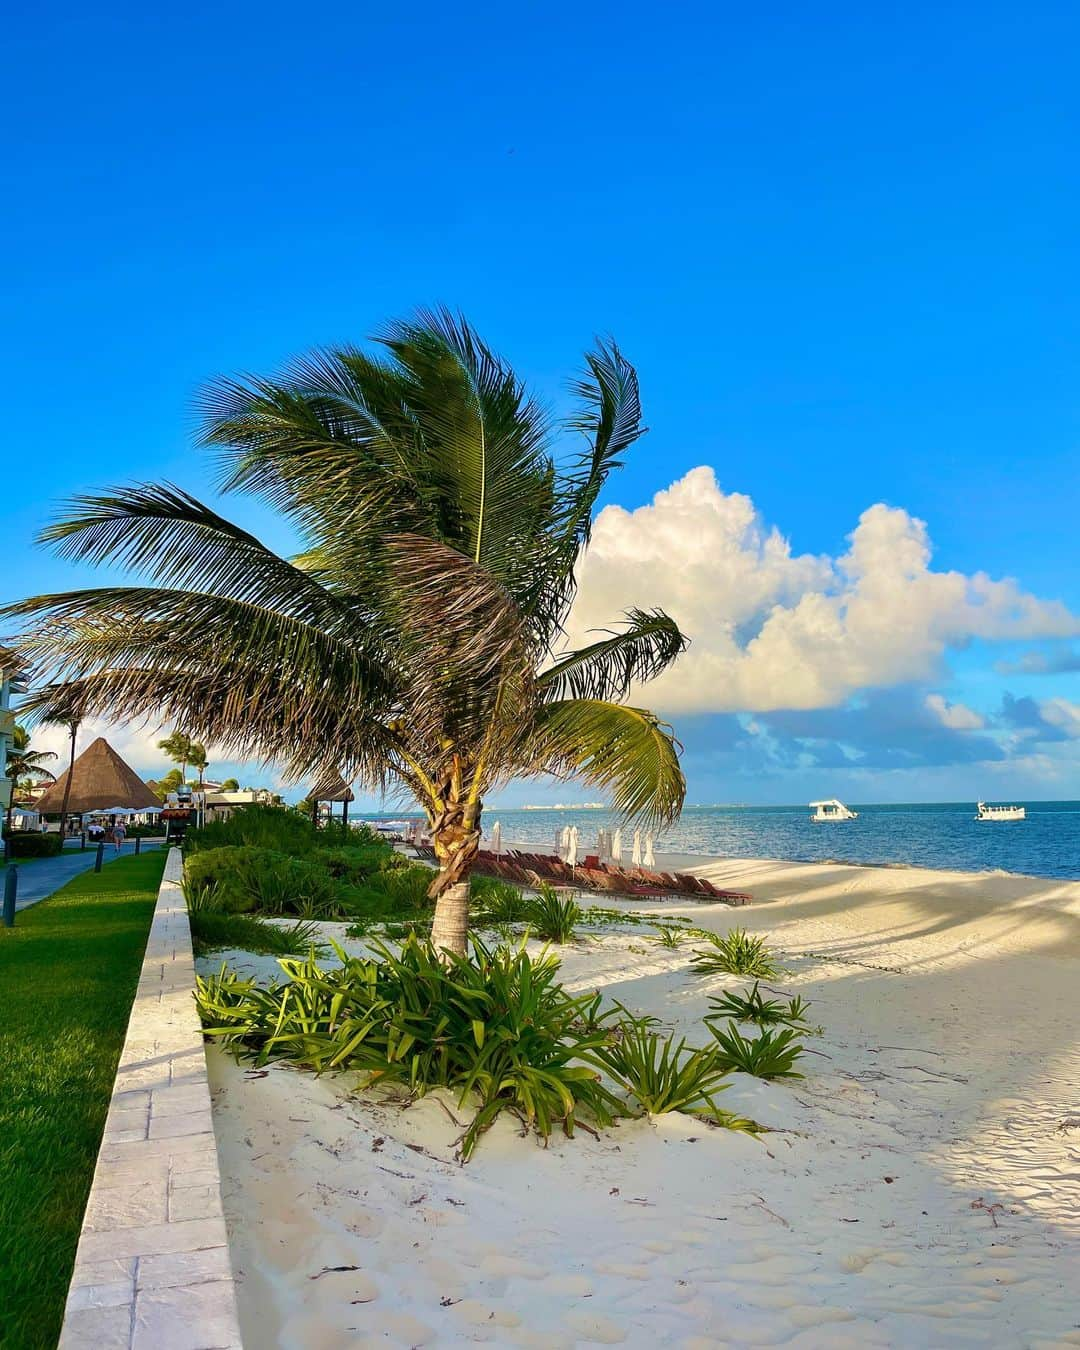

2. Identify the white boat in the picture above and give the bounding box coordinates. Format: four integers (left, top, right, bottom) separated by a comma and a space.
809, 799, 858, 822
975, 800, 1025, 822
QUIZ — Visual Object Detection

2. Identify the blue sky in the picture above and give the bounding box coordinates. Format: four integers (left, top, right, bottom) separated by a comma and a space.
4, 2, 1078, 805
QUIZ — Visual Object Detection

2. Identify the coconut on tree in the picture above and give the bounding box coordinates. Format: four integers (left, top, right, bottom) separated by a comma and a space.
4, 310, 688, 953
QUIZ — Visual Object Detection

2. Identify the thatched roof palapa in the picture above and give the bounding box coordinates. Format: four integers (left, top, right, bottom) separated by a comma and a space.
35, 737, 161, 814
308, 769, 355, 803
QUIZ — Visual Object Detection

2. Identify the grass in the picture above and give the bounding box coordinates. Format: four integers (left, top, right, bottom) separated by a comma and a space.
0, 850, 166, 1349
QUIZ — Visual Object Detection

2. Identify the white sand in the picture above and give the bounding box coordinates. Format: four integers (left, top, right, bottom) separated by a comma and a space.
201, 854, 1080, 1348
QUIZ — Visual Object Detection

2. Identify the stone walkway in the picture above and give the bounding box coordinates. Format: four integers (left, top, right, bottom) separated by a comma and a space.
58, 846, 242, 1349
6, 840, 163, 913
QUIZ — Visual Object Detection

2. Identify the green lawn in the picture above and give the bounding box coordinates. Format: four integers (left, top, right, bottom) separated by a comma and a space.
0, 850, 166, 1349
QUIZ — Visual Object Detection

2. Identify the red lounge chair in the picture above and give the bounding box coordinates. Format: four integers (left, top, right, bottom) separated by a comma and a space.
696, 878, 753, 905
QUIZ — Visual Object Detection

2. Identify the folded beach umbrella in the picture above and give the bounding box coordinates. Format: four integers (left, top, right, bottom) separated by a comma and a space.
567, 826, 579, 868
491, 821, 502, 858
643, 835, 656, 868
631, 830, 642, 866
611, 828, 622, 863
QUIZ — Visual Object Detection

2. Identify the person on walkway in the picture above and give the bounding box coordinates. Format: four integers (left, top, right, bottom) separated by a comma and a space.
111, 820, 127, 853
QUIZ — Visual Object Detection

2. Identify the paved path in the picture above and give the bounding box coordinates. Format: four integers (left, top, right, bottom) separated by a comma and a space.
6, 840, 164, 914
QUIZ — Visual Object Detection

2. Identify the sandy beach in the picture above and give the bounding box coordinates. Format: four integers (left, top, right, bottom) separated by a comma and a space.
201, 852, 1080, 1348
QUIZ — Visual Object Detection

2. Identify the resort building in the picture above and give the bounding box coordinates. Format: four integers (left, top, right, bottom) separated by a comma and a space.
0, 647, 26, 813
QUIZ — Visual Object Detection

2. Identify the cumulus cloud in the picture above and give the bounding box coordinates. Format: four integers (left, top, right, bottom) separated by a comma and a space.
1039, 698, 1080, 739
924, 694, 985, 730
569, 467, 1079, 714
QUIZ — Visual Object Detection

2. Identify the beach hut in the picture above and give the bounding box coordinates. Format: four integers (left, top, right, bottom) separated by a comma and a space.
308, 769, 355, 830
34, 737, 160, 822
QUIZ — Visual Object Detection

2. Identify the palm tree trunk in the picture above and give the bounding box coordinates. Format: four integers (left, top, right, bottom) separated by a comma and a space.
430, 879, 470, 954
428, 794, 481, 957
58, 721, 79, 840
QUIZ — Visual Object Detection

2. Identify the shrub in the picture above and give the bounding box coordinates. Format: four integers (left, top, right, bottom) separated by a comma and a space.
363, 865, 433, 912
470, 877, 531, 925
184, 846, 338, 916
3, 833, 64, 859
525, 884, 582, 942
318, 843, 404, 884
707, 1022, 805, 1080
186, 804, 316, 857
196, 935, 625, 1160
690, 928, 779, 978
189, 911, 324, 958
595, 1022, 758, 1130
708, 983, 812, 1030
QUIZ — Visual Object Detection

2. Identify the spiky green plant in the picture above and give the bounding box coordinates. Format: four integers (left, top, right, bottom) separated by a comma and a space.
650, 924, 688, 949
708, 982, 812, 1029
707, 1022, 805, 1080
525, 884, 582, 942
195, 935, 625, 1159
595, 1021, 758, 1129
690, 928, 779, 978
7, 312, 688, 956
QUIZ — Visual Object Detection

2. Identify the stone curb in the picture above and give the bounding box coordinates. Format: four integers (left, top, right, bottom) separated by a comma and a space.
59, 846, 243, 1350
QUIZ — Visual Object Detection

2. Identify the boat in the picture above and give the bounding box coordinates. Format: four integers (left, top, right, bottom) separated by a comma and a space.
975, 800, 1025, 821
809, 799, 858, 822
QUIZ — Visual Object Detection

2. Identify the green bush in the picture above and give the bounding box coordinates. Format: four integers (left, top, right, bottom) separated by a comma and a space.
196, 935, 625, 1160
186, 804, 317, 857
708, 982, 812, 1030
690, 928, 779, 978
189, 911, 324, 958
3, 833, 64, 859
470, 876, 532, 925
525, 884, 581, 942
707, 1022, 805, 1080
595, 1021, 758, 1129
184, 846, 338, 916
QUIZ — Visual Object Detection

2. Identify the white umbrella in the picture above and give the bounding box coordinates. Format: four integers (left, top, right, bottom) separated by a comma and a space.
631, 829, 642, 866
643, 834, 656, 868
566, 826, 579, 869
597, 829, 607, 860
491, 821, 502, 858
611, 828, 622, 863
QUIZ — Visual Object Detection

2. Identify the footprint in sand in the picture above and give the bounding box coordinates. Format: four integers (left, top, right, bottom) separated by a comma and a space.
563, 1310, 627, 1343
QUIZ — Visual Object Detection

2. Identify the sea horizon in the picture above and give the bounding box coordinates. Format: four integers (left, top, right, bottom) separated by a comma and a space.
356, 799, 1080, 882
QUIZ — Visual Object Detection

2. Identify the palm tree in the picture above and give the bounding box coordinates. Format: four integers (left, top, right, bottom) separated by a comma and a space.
188, 742, 209, 788
157, 728, 193, 782
4, 311, 688, 953
4, 727, 58, 835
50, 716, 80, 838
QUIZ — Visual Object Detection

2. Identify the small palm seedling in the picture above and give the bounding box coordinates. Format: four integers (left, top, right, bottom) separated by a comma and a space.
708, 982, 812, 1030
471, 879, 532, 926
707, 1022, 805, 1080
596, 1021, 758, 1130
650, 925, 688, 949
690, 928, 779, 978
525, 884, 582, 943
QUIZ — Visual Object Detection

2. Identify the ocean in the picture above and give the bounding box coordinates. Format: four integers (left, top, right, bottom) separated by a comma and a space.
460, 802, 1080, 882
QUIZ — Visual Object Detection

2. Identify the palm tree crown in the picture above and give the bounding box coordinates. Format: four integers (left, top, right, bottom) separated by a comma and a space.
4, 310, 688, 951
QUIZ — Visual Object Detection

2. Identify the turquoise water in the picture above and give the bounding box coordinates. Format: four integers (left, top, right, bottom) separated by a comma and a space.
366, 803, 1080, 881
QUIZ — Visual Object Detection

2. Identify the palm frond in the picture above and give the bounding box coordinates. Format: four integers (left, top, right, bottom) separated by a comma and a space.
530, 698, 685, 827
539, 608, 687, 701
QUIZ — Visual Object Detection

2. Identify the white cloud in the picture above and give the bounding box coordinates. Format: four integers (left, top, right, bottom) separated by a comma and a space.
569, 467, 1079, 714
31, 716, 168, 775
924, 693, 985, 730
1039, 698, 1080, 739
